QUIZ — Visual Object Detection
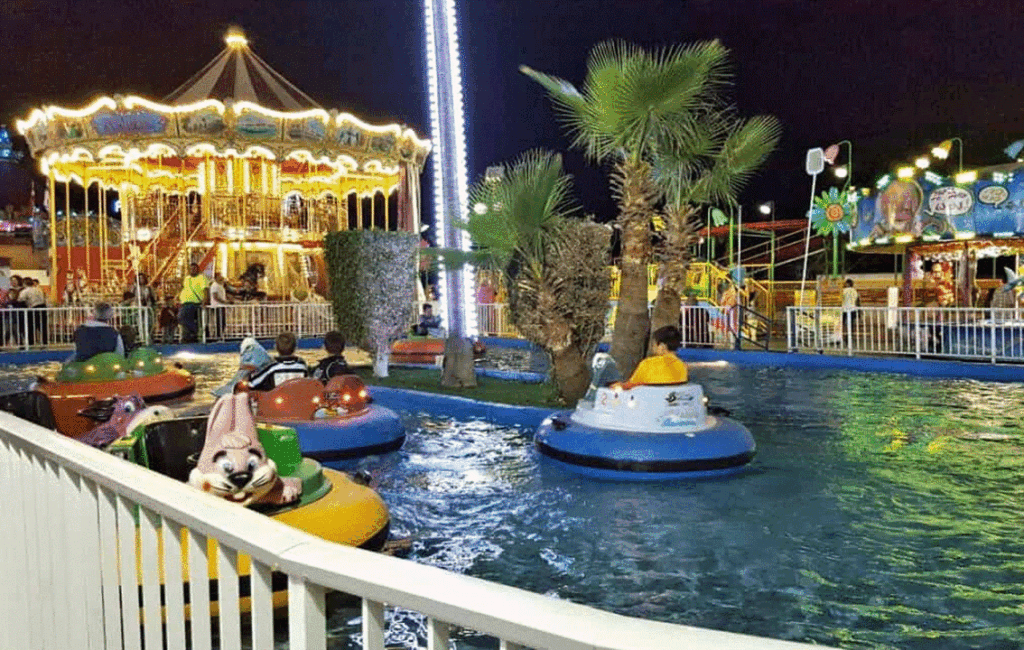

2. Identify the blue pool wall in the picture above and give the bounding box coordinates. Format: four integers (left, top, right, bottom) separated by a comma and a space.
2, 335, 1021, 385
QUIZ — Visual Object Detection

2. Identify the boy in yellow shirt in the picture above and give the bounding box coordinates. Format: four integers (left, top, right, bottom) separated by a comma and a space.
626, 325, 688, 386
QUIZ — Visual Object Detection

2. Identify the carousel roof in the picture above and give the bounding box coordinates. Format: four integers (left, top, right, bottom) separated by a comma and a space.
163, 28, 320, 111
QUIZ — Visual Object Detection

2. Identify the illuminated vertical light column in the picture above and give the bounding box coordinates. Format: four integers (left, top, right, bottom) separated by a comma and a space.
424, 0, 478, 337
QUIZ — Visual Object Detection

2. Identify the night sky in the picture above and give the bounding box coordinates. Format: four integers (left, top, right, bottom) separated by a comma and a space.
3, 0, 1024, 234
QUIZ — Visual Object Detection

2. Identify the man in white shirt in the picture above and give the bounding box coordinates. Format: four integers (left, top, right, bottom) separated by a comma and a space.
841, 278, 860, 345
19, 278, 48, 346
208, 273, 231, 340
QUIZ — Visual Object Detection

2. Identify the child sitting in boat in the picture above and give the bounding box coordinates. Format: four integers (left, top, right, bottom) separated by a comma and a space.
311, 330, 351, 383
624, 325, 688, 387
413, 303, 443, 336
248, 332, 309, 391
212, 336, 273, 397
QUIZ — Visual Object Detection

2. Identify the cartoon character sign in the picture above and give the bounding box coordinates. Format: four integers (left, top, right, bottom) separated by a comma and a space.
188, 393, 301, 507
875, 180, 923, 237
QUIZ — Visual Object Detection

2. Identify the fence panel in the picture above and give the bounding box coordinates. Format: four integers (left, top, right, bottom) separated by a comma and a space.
787, 305, 1024, 363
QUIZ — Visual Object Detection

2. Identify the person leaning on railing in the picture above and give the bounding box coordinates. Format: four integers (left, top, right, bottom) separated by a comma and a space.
19, 278, 48, 347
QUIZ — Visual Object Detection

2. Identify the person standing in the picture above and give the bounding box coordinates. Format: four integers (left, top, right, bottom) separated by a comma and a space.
208, 272, 231, 340
19, 278, 47, 346
177, 263, 209, 343
842, 278, 860, 346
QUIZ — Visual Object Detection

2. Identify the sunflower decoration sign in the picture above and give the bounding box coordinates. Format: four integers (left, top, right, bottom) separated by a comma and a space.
811, 187, 854, 235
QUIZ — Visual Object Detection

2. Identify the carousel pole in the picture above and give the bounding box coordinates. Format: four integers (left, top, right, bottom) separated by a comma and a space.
47, 174, 57, 304
84, 181, 91, 287
65, 179, 71, 281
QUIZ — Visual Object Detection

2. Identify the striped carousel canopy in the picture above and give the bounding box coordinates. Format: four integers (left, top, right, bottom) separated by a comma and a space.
164, 28, 320, 111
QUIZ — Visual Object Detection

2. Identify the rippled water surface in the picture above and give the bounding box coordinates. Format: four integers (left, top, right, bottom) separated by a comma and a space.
7, 351, 1024, 649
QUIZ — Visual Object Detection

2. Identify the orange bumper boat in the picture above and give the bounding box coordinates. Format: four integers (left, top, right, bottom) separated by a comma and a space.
251, 375, 405, 461
391, 336, 486, 365
38, 348, 195, 439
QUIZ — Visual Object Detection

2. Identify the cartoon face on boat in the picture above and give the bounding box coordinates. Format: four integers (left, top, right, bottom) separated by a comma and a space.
188, 393, 301, 507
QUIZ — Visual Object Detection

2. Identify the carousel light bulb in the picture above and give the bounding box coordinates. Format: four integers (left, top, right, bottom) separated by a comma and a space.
225, 28, 248, 49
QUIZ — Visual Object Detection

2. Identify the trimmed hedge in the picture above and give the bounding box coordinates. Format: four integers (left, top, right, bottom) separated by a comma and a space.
324, 231, 418, 352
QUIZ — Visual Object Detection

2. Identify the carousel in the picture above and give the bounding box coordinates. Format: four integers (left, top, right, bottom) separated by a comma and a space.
16, 28, 431, 302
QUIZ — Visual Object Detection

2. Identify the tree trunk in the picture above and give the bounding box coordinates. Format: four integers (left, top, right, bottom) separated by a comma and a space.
609, 159, 655, 378
550, 344, 591, 405
610, 219, 652, 378
649, 285, 682, 350
440, 335, 478, 387
373, 348, 390, 378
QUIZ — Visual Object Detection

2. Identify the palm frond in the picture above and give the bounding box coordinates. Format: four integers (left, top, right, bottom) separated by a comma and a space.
463, 150, 578, 276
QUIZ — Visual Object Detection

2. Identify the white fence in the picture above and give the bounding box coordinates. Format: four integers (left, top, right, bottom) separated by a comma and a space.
787, 305, 1024, 362
0, 412, 830, 650
0, 302, 336, 351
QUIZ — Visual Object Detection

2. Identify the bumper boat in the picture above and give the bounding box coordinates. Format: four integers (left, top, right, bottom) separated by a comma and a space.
37, 348, 196, 438
252, 375, 405, 461
535, 355, 755, 480
105, 397, 391, 614
391, 336, 486, 365
0, 391, 393, 615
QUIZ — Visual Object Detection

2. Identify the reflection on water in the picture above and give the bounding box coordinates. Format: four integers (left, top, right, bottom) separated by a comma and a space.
4, 352, 1024, 648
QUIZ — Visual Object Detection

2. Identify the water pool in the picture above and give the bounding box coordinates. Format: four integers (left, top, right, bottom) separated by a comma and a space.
6, 352, 1024, 649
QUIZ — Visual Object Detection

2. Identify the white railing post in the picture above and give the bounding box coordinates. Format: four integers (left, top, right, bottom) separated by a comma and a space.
362, 599, 386, 650
187, 529, 213, 650
116, 495, 142, 650
991, 315, 997, 364
97, 486, 124, 650
428, 618, 451, 650
914, 308, 921, 359
786, 307, 793, 352
251, 560, 275, 650
288, 577, 326, 650
140, 507, 164, 650
217, 545, 242, 650
161, 518, 187, 650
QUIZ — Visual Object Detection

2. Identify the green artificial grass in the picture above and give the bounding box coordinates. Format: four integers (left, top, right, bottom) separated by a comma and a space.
351, 366, 564, 408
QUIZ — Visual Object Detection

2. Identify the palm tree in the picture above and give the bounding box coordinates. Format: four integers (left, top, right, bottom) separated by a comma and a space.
461, 151, 610, 404
649, 114, 782, 341
522, 40, 732, 376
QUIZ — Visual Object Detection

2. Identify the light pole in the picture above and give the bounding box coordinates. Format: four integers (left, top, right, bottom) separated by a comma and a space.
800, 148, 825, 309
831, 140, 853, 277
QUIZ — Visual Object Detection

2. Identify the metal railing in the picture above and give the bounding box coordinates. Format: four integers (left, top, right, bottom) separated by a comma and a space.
0, 305, 153, 351
681, 304, 771, 351
477, 302, 518, 337
787, 305, 1024, 362
0, 302, 336, 351
0, 412, 830, 650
